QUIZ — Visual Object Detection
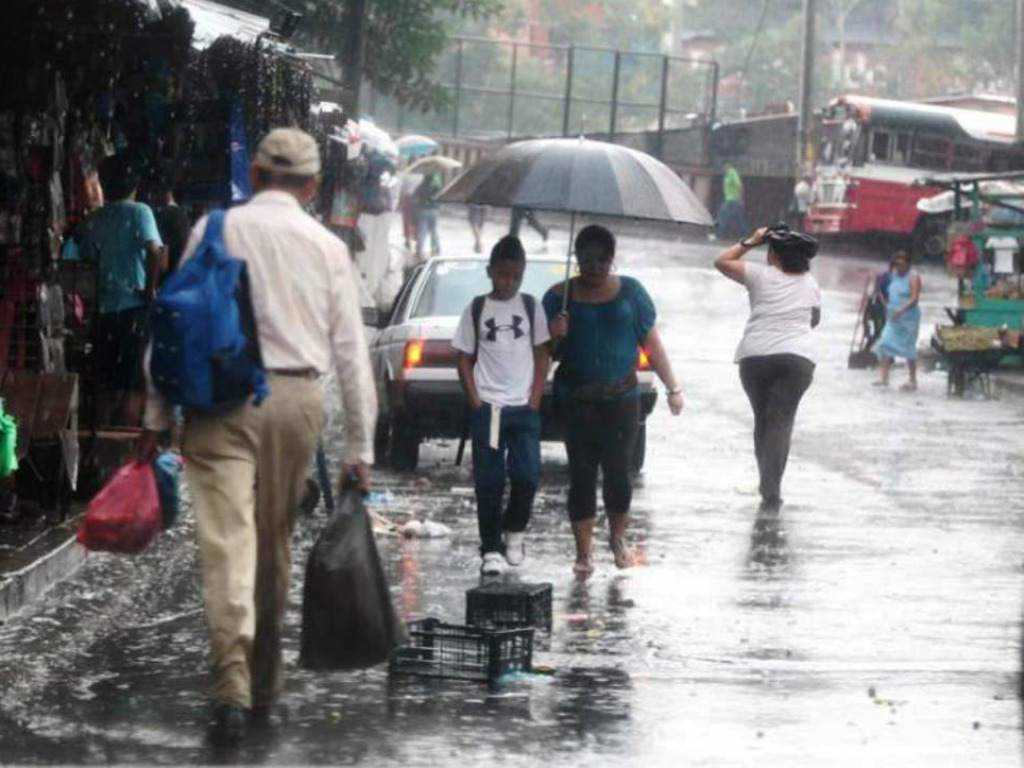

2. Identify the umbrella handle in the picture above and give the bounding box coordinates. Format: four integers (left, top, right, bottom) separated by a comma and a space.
562, 211, 577, 312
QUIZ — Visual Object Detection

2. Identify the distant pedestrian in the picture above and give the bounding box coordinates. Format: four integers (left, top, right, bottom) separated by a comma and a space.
510, 206, 549, 251
415, 171, 442, 258
468, 204, 487, 253
715, 163, 749, 240
545, 225, 683, 576
874, 251, 922, 391
139, 128, 377, 746
715, 224, 821, 513
864, 263, 892, 350
399, 169, 423, 251
77, 154, 165, 427
789, 175, 812, 230
150, 165, 191, 282
453, 236, 550, 575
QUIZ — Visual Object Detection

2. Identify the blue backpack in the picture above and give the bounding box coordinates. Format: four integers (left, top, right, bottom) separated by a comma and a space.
149, 210, 269, 411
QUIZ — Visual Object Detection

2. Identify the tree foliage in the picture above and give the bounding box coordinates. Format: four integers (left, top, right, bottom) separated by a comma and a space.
230, 0, 505, 111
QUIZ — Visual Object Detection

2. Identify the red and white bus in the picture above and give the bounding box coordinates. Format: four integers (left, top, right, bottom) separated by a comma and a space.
806, 95, 1024, 257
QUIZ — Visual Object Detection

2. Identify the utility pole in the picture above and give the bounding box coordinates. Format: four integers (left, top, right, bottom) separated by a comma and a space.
340, 0, 366, 119
797, 0, 817, 173
1017, 0, 1024, 142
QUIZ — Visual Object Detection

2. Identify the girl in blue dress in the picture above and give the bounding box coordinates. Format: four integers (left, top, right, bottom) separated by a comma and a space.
874, 251, 922, 392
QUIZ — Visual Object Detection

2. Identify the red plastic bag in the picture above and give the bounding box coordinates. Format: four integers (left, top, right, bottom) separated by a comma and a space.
77, 462, 161, 554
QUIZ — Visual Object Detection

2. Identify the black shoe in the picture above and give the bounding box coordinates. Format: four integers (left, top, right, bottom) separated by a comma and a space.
207, 703, 247, 746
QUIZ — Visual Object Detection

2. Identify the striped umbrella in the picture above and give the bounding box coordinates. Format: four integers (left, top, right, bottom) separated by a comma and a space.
439, 137, 712, 305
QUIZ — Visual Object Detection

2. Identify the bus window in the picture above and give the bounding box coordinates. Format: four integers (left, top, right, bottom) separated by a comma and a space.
911, 133, 951, 171
894, 132, 911, 164
869, 130, 892, 162
952, 143, 984, 172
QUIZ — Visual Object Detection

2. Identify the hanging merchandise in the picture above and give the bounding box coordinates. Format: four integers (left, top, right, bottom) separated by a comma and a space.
0, 401, 18, 479
229, 101, 252, 202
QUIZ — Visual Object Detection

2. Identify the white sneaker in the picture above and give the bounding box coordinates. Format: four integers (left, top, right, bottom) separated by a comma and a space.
505, 532, 526, 567
481, 552, 508, 576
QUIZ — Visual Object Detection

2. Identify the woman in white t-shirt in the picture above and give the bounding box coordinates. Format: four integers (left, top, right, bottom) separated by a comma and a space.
715, 224, 821, 513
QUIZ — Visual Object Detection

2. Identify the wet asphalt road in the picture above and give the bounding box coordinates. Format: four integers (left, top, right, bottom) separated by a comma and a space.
1, 215, 1022, 766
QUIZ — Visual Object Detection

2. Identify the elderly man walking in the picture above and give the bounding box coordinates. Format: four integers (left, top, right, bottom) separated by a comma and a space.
139, 128, 377, 744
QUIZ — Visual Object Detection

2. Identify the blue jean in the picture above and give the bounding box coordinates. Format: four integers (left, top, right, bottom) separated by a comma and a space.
416, 208, 440, 256
471, 404, 541, 555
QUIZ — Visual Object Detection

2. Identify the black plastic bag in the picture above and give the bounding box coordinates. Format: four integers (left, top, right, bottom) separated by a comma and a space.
299, 487, 406, 670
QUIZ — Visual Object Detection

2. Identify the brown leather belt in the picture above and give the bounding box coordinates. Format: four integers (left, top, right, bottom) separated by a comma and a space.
267, 367, 320, 379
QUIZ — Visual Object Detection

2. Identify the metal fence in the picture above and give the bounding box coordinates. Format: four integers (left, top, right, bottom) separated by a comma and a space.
354, 36, 718, 156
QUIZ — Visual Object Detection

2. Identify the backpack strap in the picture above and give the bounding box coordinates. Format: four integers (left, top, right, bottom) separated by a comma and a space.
471, 294, 487, 360
521, 293, 536, 347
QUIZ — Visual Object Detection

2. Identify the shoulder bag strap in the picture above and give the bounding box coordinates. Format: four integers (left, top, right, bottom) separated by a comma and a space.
471, 294, 486, 360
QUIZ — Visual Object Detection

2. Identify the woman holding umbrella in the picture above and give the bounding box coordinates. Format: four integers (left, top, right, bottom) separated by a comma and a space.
545, 225, 684, 576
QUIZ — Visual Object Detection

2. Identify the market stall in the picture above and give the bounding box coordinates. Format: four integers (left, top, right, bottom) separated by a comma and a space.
0, 0, 315, 522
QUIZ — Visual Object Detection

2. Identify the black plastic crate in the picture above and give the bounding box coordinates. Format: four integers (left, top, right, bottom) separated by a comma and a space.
466, 581, 553, 632
388, 618, 534, 685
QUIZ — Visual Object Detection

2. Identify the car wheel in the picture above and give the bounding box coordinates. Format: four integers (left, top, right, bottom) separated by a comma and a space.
630, 423, 647, 474
390, 419, 420, 471
373, 415, 390, 467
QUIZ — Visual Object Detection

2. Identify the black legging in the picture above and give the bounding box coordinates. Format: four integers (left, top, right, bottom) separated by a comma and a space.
564, 397, 639, 521
739, 354, 814, 506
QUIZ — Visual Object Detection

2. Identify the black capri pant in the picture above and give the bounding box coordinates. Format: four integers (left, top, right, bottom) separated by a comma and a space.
564, 397, 640, 522
738, 353, 814, 505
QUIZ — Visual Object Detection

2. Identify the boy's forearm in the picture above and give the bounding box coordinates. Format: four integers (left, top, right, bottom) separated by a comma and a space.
457, 354, 482, 408
530, 347, 550, 407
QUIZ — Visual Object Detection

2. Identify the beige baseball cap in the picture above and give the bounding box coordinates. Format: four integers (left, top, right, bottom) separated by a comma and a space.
253, 127, 321, 176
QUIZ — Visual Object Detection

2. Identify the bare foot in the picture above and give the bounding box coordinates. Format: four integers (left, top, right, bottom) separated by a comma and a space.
899, 382, 918, 392
573, 555, 594, 578
610, 537, 636, 569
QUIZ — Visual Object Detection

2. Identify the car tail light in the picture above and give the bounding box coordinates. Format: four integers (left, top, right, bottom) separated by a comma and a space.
403, 339, 456, 370
637, 347, 651, 371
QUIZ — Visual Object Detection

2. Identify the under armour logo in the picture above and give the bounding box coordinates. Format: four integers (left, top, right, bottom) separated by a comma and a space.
484, 315, 525, 342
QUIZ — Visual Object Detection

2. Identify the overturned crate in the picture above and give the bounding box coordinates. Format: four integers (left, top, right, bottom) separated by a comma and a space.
389, 618, 533, 686
466, 581, 553, 632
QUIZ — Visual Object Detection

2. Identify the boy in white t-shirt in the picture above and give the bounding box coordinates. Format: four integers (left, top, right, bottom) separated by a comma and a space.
452, 236, 551, 576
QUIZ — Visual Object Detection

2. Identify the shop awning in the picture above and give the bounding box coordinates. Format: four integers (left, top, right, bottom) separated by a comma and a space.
178, 0, 271, 50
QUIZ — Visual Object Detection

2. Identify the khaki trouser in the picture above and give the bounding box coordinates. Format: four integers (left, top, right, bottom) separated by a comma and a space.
183, 374, 324, 709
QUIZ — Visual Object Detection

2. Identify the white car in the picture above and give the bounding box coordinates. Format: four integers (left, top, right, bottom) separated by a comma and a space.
368, 255, 657, 471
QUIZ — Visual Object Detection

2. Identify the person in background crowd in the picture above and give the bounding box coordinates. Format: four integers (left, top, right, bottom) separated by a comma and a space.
453, 235, 550, 575
468, 203, 487, 254
874, 250, 922, 392
77, 154, 164, 426
790, 175, 812, 230
150, 164, 190, 282
400, 169, 424, 252
715, 163, 749, 240
415, 171, 443, 259
864, 261, 893, 351
510, 206, 549, 251
545, 225, 684, 577
139, 129, 377, 746
715, 224, 821, 514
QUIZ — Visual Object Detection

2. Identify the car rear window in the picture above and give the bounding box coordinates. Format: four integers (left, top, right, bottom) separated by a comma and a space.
410, 259, 566, 318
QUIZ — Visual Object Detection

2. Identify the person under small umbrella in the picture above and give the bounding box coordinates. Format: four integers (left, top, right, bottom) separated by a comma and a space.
545, 224, 684, 576
715, 224, 821, 513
